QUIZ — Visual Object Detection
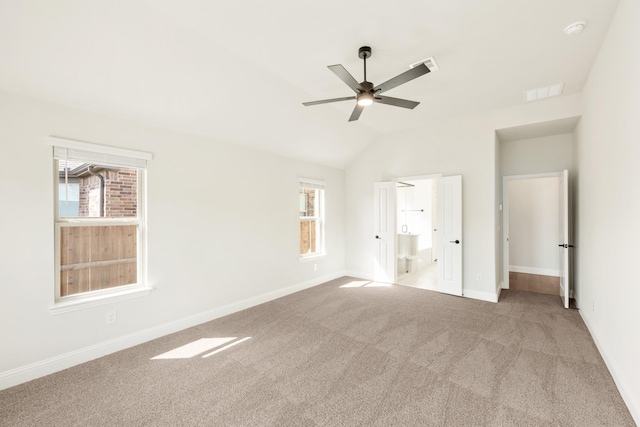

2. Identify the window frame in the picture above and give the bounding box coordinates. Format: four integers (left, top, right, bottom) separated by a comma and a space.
49, 137, 152, 314
299, 178, 326, 260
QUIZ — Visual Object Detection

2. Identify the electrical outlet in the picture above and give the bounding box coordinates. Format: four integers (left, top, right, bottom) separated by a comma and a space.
476, 273, 482, 282
106, 310, 117, 325
313, 263, 317, 271
593, 301, 596, 312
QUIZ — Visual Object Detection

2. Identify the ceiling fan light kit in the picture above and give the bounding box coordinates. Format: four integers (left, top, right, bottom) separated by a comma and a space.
303, 46, 431, 122
357, 92, 374, 106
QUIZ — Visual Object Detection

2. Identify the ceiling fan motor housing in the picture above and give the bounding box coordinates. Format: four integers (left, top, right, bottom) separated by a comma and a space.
359, 81, 374, 92
358, 46, 372, 60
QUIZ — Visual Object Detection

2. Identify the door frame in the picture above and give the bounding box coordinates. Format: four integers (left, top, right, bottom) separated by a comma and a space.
502, 171, 564, 290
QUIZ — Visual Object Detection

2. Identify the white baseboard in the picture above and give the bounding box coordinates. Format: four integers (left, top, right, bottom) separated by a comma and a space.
579, 310, 640, 425
463, 288, 499, 303
347, 271, 500, 303
496, 282, 503, 300
0, 271, 345, 391
510, 265, 560, 277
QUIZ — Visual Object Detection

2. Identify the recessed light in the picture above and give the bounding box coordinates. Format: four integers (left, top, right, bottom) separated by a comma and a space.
564, 21, 586, 35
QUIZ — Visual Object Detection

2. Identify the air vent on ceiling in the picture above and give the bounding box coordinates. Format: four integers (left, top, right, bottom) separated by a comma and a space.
525, 82, 564, 102
410, 56, 439, 71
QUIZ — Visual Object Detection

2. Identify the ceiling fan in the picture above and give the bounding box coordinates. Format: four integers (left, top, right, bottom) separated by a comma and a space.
303, 46, 430, 122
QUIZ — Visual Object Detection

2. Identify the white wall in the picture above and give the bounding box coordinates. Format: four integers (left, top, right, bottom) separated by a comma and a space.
572, 0, 640, 421
345, 94, 582, 302
345, 116, 496, 300
0, 91, 346, 386
497, 132, 573, 286
501, 134, 573, 176
508, 177, 560, 275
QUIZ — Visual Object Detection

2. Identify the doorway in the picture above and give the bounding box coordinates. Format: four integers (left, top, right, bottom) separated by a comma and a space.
395, 178, 438, 290
503, 171, 571, 306
374, 174, 462, 296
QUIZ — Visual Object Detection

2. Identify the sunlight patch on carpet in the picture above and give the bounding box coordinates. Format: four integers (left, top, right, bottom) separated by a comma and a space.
202, 337, 252, 358
151, 337, 237, 359
365, 282, 392, 287
340, 280, 392, 288
340, 280, 371, 288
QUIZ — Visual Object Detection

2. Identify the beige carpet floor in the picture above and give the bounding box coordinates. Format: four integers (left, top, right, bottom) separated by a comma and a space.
0, 277, 635, 426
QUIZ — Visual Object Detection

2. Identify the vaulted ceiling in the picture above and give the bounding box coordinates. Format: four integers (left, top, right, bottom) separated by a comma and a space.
0, 0, 620, 168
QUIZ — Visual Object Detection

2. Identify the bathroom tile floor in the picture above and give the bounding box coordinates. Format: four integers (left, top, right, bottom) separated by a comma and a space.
396, 261, 438, 291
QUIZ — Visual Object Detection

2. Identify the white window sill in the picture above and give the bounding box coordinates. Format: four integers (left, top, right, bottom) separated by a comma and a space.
299, 253, 327, 262
49, 286, 153, 315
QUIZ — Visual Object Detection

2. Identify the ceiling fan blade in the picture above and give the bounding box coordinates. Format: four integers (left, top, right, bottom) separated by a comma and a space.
373, 63, 430, 94
303, 96, 356, 106
328, 64, 363, 93
374, 95, 420, 109
348, 104, 365, 122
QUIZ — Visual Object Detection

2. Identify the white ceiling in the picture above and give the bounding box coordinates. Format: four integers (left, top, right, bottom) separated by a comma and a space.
0, 0, 620, 168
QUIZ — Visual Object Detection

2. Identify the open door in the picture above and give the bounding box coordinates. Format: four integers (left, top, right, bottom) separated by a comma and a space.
559, 170, 571, 308
373, 182, 396, 283
437, 176, 463, 296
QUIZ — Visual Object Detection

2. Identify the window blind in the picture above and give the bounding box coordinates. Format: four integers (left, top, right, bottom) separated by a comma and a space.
50, 136, 152, 169
299, 178, 325, 190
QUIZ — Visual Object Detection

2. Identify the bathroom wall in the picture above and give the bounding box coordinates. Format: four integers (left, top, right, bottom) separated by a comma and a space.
396, 180, 434, 267
396, 180, 433, 248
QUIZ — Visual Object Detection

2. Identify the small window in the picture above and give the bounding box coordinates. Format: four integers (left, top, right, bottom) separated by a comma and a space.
51, 137, 151, 307
299, 178, 325, 258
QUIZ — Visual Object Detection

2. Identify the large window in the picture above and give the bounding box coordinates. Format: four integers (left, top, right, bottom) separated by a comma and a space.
299, 178, 325, 258
51, 137, 152, 309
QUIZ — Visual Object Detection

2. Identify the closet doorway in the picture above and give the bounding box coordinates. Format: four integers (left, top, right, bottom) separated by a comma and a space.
502, 171, 572, 307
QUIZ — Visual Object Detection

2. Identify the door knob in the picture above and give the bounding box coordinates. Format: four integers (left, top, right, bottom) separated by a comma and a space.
450, 240, 460, 244
375, 235, 381, 239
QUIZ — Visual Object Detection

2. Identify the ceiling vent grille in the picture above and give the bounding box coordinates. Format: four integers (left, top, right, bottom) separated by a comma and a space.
410, 56, 439, 71
525, 82, 564, 102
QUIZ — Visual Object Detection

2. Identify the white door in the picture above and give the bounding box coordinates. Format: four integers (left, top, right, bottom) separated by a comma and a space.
373, 182, 396, 283
431, 184, 438, 262
437, 175, 463, 296
559, 170, 571, 308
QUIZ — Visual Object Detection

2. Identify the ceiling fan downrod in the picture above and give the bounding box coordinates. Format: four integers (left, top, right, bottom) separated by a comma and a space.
358, 46, 372, 83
